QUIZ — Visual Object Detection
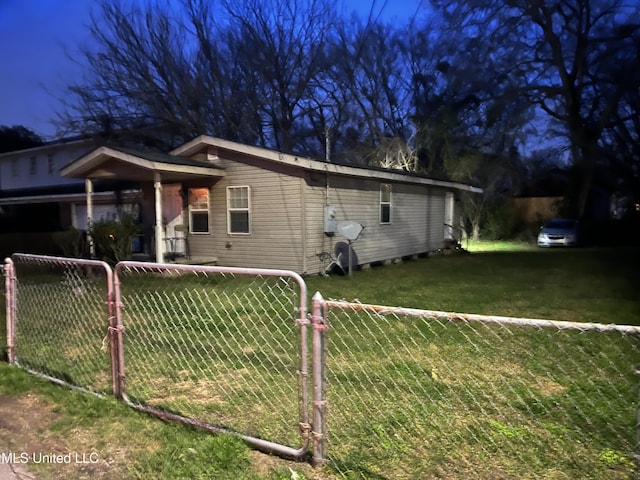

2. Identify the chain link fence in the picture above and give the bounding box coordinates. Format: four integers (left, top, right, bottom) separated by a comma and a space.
5, 254, 115, 394
4, 254, 640, 476
317, 298, 640, 479
113, 261, 310, 458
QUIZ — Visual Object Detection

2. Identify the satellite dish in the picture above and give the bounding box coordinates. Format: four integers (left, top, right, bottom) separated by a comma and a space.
337, 221, 363, 241
336, 221, 364, 276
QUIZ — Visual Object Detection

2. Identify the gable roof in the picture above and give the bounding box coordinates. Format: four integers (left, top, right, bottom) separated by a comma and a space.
60, 145, 225, 182
172, 136, 483, 193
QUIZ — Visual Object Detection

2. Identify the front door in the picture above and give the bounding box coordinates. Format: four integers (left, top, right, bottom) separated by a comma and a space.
162, 184, 186, 258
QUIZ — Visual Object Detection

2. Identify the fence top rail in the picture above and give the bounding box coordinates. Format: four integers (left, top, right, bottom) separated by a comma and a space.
116, 260, 305, 284
322, 298, 640, 335
115, 260, 308, 312
10, 253, 112, 270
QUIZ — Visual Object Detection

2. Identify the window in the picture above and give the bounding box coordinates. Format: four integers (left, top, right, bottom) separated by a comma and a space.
48, 153, 55, 174
380, 184, 391, 224
10, 159, 18, 177
29, 156, 37, 175
227, 186, 251, 234
188, 188, 210, 233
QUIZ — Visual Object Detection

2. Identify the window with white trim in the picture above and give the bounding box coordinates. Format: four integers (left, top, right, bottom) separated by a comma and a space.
188, 188, 210, 234
380, 184, 391, 224
227, 186, 251, 234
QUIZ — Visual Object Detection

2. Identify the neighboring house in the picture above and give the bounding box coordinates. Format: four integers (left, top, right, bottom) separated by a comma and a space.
0, 137, 139, 255
61, 135, 481, 274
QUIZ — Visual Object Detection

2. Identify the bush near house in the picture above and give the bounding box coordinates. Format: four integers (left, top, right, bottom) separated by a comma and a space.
90, 211, 140, 265
52, 227, 88, 259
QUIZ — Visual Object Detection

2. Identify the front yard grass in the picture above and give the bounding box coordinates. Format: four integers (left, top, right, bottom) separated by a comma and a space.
307, 246, 640, 324
0, 245, 638, 478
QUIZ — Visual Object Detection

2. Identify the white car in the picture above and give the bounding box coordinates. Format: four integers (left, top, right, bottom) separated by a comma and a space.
537, 219, 580, 247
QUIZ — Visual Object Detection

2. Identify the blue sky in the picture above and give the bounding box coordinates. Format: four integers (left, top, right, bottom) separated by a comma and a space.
0, 0, 428, 139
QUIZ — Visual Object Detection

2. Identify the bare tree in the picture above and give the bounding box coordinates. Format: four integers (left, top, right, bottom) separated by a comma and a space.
58, 0, 212, 147
599, 25, 640, 211
325, 16, 416, 167
57, 0, 343, 153
0, 125, 44, 153
218, 0, 338, 153
430, 0, 640, 218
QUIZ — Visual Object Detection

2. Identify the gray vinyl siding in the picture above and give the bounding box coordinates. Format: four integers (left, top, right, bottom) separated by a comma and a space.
187, 155, 458, 273
303, 179, 331, 274
427, 191, 446, 250
187, 156, 306, 272
314, 175, 446, 267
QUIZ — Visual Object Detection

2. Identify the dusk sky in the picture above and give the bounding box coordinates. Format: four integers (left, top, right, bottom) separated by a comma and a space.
0, 0, 427, 140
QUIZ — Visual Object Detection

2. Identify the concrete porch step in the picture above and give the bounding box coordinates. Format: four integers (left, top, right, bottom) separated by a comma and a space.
171, 256, 218, 266
129, 254, 218, 265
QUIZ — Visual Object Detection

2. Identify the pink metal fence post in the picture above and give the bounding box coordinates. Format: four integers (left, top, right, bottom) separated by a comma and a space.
311, 291, 328, 466
4, 258, 16, 364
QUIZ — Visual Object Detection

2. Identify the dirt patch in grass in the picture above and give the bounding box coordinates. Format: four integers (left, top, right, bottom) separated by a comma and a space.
0, 391, 337, 480
248, 450, 338, 480
0, 393, 128, 479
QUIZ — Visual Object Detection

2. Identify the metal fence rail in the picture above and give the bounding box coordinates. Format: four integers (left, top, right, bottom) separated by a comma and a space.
113, 261, 311, 459
316, 296, 640, 480
5, 254, 115, 394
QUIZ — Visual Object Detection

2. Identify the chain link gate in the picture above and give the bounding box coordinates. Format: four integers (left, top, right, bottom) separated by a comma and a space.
4, 254, 116, 395
113, 261, 313, 459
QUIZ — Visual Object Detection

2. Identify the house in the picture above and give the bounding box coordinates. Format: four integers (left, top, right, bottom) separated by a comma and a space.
0, 137, 139, 256
60, 135, 481, 274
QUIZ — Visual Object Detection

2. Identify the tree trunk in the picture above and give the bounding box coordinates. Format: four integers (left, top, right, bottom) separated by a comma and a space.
472, 221, 480, 241
570, 135, 600, 219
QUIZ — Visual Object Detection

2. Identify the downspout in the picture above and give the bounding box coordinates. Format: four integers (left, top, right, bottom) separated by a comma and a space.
154, 172, 164, 263
85, 178, 95, 258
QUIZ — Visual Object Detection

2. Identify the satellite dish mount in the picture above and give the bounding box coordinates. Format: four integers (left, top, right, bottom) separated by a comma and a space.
336, 221, 364, 276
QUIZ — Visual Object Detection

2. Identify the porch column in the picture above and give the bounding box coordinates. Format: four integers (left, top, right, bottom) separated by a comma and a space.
85, 178, 95, 258
154, 172, 164, 263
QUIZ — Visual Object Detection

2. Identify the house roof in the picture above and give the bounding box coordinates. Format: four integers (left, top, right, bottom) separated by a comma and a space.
172, 136, 483, 194
0, 136, 95, 158
60, 145, 226, 183
0, 180, 139, 206
60, 136, 482, 194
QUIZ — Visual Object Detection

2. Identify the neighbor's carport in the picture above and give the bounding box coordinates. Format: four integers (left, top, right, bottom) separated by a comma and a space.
60, 145, 225, 262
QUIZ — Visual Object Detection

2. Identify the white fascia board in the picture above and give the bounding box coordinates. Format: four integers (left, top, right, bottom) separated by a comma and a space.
60, 146, 113, 176
61, 146, 225, 178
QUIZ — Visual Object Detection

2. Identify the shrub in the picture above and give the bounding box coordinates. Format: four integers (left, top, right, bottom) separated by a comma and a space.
52, 227, 87, 258
482, 203, 516, 240
90, 211, 140, 265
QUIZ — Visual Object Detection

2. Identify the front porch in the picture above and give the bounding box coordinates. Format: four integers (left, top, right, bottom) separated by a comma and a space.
60, 144, 226, 263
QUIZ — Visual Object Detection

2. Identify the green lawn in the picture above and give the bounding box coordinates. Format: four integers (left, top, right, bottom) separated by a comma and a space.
306, 246, 640, 324
1, 246, 638, 479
